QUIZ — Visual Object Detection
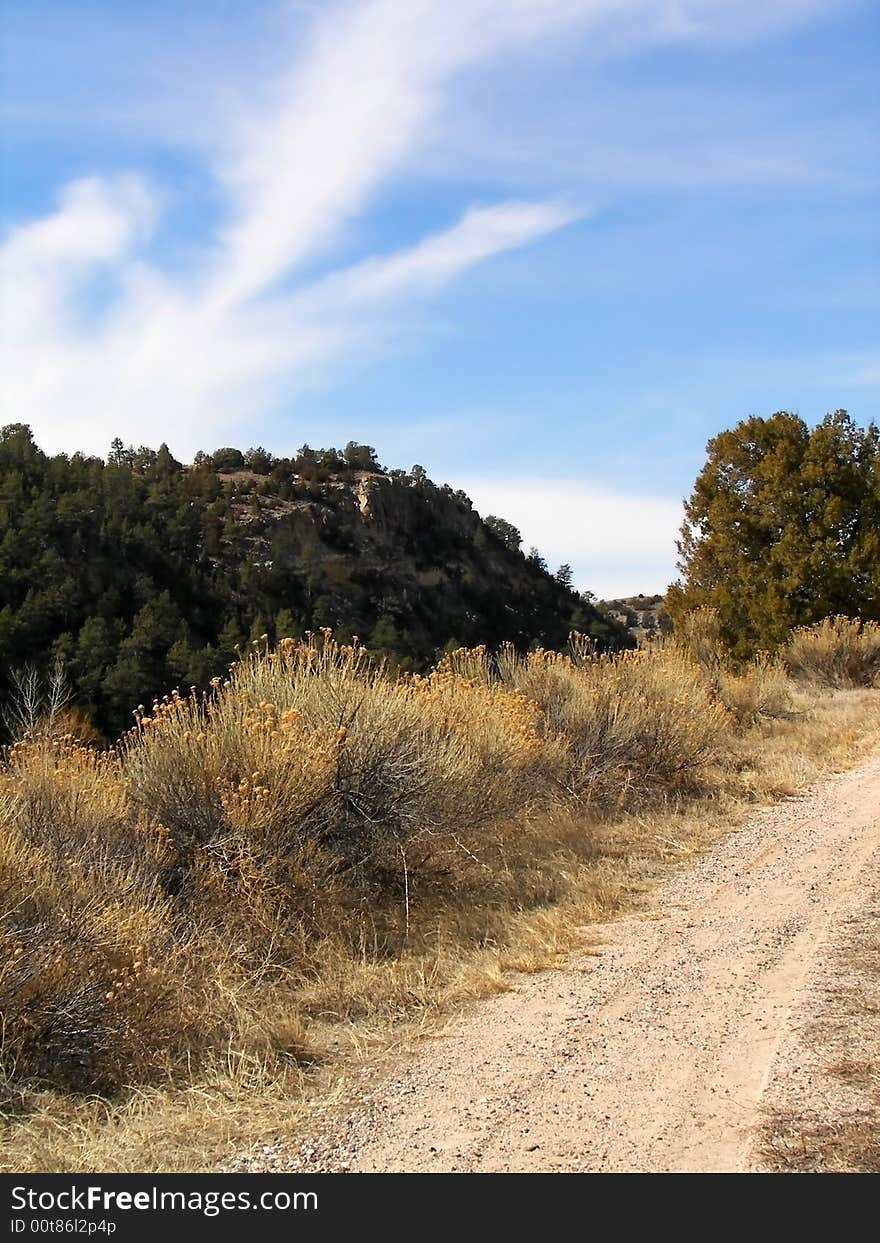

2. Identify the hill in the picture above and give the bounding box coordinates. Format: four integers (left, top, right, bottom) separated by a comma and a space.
599, 594, 672, 645
0, 425, 628, 735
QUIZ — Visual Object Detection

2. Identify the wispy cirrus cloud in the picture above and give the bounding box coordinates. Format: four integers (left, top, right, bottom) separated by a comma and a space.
2, 175, 159, 336
2, 0, 601, 452
1, 0, 860, 457
1, 181, 583, 452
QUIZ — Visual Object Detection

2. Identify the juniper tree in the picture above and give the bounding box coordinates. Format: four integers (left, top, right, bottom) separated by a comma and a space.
667, 409, 879, 655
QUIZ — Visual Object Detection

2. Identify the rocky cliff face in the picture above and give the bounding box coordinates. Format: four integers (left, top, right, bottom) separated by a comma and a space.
224, 469, 626, 663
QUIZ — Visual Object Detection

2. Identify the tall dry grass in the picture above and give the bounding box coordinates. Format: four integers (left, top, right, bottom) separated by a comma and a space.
1, 621, 878, 1171
0, 736, 201, 1096
441, 641, 729, 800
667, 607, 794, 727
785, 616, 880, 688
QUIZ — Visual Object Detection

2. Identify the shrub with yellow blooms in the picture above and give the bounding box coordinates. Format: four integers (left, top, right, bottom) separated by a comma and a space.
0, 620, 874, 1104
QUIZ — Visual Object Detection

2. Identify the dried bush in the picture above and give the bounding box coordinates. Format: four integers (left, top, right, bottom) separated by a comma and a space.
444, 641, 730, 803
718, 655, 793, 728
1, 621, 869, 1106
673, 607, 726, 675
785, 617, 880, 688
0, 738, 198, 1093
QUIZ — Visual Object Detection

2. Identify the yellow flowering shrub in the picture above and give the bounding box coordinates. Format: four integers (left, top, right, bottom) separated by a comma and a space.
122, 687, 339, 855
2, 621, 833, 1101
492, 642, 730, 799
0, 739, 196, 1092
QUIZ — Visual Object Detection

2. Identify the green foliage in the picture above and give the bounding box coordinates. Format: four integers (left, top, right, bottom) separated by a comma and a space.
243, 446, 274, 474
483, 514, 522, 552
211, 447, 245, 471
0, 429, 628, 737
342, 441, 380, 471
669, 410, 879, 655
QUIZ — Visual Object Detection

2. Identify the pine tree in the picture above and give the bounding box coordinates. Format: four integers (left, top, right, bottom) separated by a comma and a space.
72, 616, 118, 703
274, 608, 297, 640
0, 425, 629, 736
669, 410, 879, 654
484, 515, 522, 552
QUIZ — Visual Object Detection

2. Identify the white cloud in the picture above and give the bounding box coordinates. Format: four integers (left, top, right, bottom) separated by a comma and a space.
2, 1, 601, 454
206, 0, 602, 309
1, 175, 158, 338
1, 179, 577, 453
456, 476, 684, 597
304, 200, 586, 308
1, 0, 854, 456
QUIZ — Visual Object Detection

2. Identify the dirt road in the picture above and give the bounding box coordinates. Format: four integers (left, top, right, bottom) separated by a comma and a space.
263, 754, 880, 1173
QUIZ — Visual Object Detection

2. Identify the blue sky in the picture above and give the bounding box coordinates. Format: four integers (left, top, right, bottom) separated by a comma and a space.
1, 1, 877, 596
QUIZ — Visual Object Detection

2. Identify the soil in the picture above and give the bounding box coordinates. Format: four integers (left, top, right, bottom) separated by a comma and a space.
238, 755, 880, 1173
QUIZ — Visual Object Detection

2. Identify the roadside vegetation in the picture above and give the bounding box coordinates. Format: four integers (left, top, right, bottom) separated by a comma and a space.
759, 880, 880, 1172
667, 409, 879, 656
1, 612, 878, 1172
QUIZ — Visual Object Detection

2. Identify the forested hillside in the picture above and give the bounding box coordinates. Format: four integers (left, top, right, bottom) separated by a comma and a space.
0, 425, 626, 734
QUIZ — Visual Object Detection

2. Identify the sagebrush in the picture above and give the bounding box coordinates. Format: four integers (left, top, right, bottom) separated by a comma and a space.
786, 616, 880, 688
0, 621, 876, 1133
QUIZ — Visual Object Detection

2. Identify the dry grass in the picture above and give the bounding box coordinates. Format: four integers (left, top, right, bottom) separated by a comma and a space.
717, 655, 794, 729
759, 889, 880, 1172
786, 616, 880, 689
493, 641, 730, 798
1, 627, 878, 1172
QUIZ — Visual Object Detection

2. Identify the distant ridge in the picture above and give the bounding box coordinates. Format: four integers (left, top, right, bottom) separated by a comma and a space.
0, 426, 630, 735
